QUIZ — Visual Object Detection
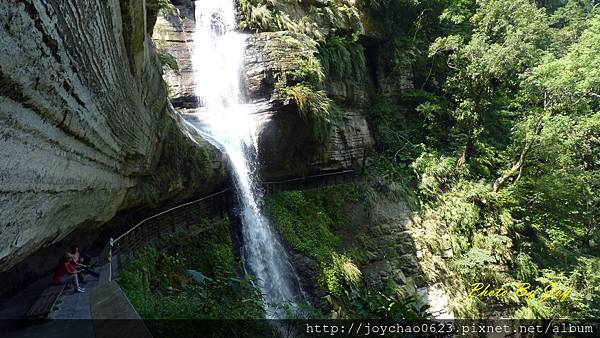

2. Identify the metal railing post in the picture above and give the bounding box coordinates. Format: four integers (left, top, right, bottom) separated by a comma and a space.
108, 237, 113, 282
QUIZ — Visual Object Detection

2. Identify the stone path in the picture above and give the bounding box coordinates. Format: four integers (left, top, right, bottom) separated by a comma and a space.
0, 272, 100, 338
52, 277, 98, 319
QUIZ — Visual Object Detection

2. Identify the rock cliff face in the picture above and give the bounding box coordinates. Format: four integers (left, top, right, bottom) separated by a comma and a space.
0, 0, 223, 272
155, 9, 374, 180
152, 5, 197, 110
243, 32, 374, 178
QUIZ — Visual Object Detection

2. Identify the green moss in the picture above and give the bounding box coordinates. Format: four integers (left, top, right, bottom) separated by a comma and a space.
156, 47, 179, 74
265, 184, 363, 299
266, 190, 338, 264
265, 184, 358, 265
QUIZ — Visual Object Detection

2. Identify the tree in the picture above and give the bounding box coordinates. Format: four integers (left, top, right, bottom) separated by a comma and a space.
430, 0, 549, 166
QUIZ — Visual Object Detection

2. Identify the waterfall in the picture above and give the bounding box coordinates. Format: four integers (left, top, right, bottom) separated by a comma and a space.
183, 0, 303, 317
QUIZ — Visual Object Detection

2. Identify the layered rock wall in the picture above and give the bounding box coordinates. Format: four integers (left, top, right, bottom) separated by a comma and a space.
0, 0, 222, 272
243, 32, 374, 178
154, 5, 374, 179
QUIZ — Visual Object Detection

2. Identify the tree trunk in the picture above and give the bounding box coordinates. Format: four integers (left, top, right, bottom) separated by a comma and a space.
494, 90, 549, 192
457, 136, 474, 168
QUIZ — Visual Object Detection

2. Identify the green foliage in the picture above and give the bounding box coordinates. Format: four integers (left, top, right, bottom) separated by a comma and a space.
243, 0, 600, 321
412, 151, 456, 198
265, 186, 359, 264
322, 253, 362, 297
289, 54, 325, 88
366, 97, 423, 185
381, 0, 600, 320
265, 184, 429, 319
515, 257, 600, 319
319, 35, 366, 80
455, 233, 514, 285
282, 83, 340, 142
156, 47, 179, 74
514, 252, 539, 282
428, 0, 551, 158
118, 218, 264, 322
526, 16, 600, 114
237, 1, 370, 147
336, 286, 430, 320
157, 0, 172, 10
238, 0, 361, 42
262, 32, 343, 144
547, 0, 599, 54
239, 0, 324, 41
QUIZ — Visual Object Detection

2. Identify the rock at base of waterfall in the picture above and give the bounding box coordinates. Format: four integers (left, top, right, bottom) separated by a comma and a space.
417, 283, 454, 319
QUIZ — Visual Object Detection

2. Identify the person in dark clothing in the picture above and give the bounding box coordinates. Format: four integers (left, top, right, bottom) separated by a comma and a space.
53, 253, 85, 292
70, 245, 99, 279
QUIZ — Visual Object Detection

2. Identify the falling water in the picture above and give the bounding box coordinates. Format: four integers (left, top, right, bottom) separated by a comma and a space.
183, 0, 303, 317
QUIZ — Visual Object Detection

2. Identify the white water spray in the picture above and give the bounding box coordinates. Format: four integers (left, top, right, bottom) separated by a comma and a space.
183, 0, 303, 317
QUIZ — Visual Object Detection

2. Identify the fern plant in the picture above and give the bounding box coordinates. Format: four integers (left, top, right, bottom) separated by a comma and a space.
282, 83, 340, 142
319, 35, 367, 80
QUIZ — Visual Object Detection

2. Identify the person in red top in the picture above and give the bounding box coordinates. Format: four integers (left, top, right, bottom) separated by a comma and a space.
53, 253, 85, 292
70, 244, 99, 279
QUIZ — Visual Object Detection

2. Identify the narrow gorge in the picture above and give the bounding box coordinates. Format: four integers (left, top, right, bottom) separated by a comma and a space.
1, 0, 599, 334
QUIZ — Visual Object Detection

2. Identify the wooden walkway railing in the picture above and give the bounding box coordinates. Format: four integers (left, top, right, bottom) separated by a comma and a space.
99, 169, 356, 281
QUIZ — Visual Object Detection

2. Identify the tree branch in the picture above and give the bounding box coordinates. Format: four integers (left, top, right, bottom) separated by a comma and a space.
493, 90, 548, 192
493, 138, 533, 192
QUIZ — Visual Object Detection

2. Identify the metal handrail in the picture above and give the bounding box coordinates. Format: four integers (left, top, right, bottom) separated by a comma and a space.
102, 169, 357, 281
261, 169, 355, 185
113, 188, 231, 243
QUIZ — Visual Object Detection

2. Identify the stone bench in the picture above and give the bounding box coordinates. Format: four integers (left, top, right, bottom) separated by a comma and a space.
26, 284, 65, 318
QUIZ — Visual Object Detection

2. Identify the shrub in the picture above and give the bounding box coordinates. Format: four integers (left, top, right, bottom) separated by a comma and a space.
117, 218, 264, 322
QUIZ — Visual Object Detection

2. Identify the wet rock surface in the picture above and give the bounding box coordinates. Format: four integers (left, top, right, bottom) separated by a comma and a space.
243, 32, 374, 178
154, 9, 375, 178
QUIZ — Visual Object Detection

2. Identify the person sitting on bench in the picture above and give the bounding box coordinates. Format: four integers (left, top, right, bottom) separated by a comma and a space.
70, 244, 99, 279
53, 253, 85, 293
